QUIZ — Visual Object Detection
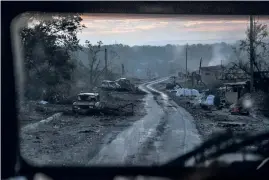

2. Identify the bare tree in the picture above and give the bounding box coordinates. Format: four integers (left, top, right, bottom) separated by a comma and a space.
83, 40, 120, 86
83, 40, 103, 86
231, 17, 269, 74
106, 49, 120, 75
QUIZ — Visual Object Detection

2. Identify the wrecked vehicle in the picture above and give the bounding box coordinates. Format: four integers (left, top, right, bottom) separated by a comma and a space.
72, 93, 104, 114
115, 78, 135, 91
101, 80, 120, 90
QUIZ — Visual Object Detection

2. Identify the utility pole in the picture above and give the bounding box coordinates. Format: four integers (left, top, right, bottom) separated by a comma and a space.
185, 44, 188, 86
105, 48, 108, 79
220, 60, 224, 80
121, 64, 125, 76
249, 15, 255, 93
192, 72, 194, 87
199, 57, 202, 75
198, 57, 202, 85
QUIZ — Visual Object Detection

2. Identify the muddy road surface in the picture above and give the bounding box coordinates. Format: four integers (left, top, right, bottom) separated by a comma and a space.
89, 78, 201, 165
20, 78, 201, 166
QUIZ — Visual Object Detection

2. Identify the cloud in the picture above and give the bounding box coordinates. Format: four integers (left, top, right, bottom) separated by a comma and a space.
81, 14, 268, 21
83, 29, 136, 35
82, 18, 170, 35
79, 14, 269, 45
182, 22, 249, 32
81, 15, 252, 36
183, 20, 248, 27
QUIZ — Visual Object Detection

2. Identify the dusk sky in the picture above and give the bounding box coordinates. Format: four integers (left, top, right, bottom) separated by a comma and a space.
77, 14, 269, 46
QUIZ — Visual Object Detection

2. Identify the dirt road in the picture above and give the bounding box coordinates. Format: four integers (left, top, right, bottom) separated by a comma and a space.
20, 78, 201, 166
88, 78, 201, 165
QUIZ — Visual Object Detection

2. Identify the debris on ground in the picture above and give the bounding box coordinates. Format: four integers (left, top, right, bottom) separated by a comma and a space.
19, 86, 146, 127
18, 101, 59, 127
166, 83, 182, 90
152, 83, 269, 141
38, 100, 48, 105
230, 103, 250, 116
238, 91, 269, 117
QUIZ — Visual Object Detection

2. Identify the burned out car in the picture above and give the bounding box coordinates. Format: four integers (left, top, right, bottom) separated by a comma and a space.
101, 80, 120, 90
115, 78, 135, 91
72, 93, 104, 114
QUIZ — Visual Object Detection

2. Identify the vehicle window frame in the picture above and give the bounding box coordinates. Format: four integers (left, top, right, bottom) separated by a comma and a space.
3, 1, 269, 179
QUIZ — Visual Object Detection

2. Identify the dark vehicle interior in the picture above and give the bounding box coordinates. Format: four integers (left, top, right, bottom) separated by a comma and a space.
2, 1, 269, 180
79, 95, 98, 102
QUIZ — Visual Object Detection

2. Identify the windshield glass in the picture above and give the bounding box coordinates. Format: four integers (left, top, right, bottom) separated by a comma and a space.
14, 13, 269, 166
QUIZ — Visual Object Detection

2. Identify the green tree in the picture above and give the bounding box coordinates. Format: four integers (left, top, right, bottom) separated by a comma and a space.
20, 13, 85, 102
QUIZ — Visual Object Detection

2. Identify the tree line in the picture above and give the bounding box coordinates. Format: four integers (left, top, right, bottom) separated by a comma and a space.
20, 13, 269, 103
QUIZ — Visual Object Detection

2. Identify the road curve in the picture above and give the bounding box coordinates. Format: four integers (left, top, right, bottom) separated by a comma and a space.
89, 78, 201, 165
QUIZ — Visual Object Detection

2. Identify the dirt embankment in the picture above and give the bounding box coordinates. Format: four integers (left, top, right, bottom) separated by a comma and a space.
18, 101, 65, 127
152, 82, 269, 141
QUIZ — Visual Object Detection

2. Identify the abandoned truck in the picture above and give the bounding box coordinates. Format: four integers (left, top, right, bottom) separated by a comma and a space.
72, 93, 104, 114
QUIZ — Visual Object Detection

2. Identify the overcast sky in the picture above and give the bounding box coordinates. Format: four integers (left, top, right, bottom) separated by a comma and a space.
77, 14, 269, 46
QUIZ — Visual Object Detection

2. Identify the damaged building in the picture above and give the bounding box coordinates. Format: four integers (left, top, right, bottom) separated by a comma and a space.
200, 65, 223, 85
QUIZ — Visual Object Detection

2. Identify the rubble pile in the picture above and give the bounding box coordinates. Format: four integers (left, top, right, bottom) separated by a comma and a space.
154, 81, 269, 141
239, 91, 269, 116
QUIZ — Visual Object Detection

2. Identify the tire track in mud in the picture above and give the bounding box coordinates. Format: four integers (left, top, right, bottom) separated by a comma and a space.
88, 78, 199, 165
128, 108, 169, 165
127, 81, 178, 165
88, 91, 164, 165
88, 81, 167, 165
133, 80, 191, 164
